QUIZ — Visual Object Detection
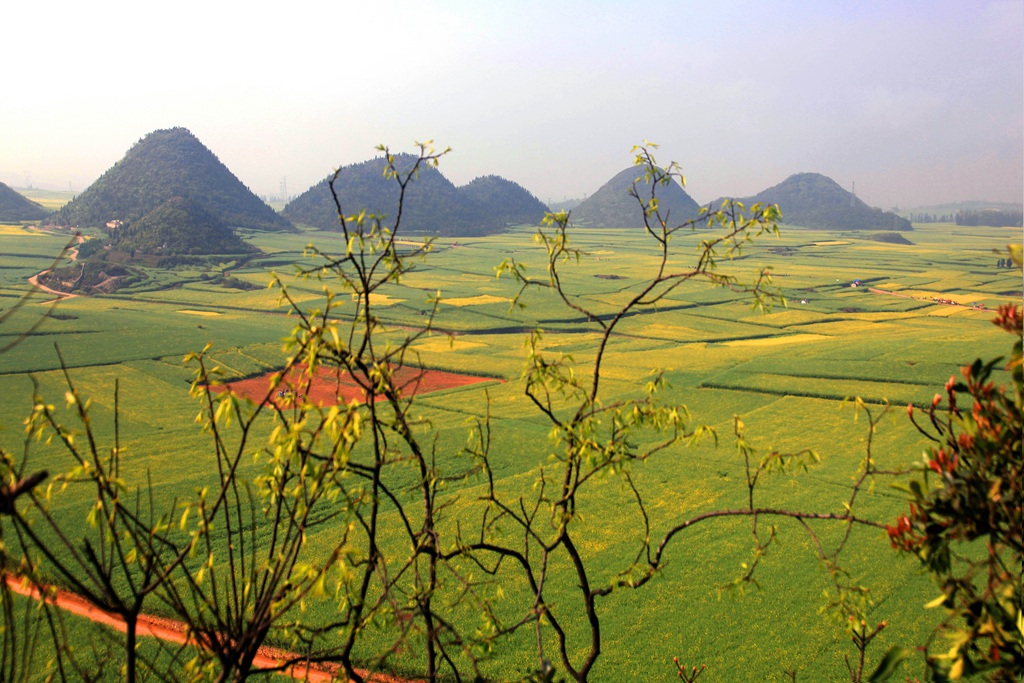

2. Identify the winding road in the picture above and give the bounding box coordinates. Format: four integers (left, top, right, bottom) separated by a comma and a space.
27, 232, 84, 303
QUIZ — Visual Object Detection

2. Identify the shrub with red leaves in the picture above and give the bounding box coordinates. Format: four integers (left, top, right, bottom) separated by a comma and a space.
890, 304, 1022, 681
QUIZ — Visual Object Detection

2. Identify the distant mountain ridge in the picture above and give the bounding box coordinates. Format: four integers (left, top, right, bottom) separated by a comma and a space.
547, 198, 582, 212
724, 173, 911, 231
47, 127, 294, 232
283, 155, 547, 235
569, 166, 702, 228
0, 182, 49, 221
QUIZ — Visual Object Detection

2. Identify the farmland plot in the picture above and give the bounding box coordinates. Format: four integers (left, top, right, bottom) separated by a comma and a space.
0, 220, 1017, 681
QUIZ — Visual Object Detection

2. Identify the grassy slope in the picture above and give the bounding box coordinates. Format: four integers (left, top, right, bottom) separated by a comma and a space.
0, 221, 1019, 681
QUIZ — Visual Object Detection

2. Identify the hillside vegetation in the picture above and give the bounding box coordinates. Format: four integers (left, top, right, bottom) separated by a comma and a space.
46, 127, 294, 232
458, 174, 549, 228
111, 196, 257, 256
731, 172, 912, 231
570, 166, 702, 228
0, 182, 49, 221
283, 154, 547, 235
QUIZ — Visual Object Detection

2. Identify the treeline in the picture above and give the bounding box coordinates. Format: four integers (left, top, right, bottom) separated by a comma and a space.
954, 209, 1023, 227
908, 213, 954, 223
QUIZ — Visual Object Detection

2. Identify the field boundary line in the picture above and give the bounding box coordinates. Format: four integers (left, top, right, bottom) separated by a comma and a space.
696, 382, 938, 408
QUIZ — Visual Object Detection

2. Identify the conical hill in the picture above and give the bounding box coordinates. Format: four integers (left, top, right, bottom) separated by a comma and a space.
0, 182, 49, 221
284, 154, 465, 233
735, 173, 911, 231
284, 155, 547, 235
47, 127, 294, 232
457, 175, 548, 228
570, 166, 702, 228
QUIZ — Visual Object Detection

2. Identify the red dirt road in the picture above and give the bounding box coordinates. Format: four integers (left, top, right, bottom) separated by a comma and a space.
4, 574, 417, 682
215, 364, 499, 408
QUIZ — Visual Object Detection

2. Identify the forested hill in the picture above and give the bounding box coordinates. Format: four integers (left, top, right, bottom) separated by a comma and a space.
46, 128, 294, 232
111, 197, 257, 256
283, 155, 547, 235
733, 173, 912, 231
569, 166, 702, 228
0, 182, 49, 221
457, 175, 548, 227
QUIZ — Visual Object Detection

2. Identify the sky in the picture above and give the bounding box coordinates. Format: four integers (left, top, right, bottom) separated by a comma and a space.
3, 0, 1022, 209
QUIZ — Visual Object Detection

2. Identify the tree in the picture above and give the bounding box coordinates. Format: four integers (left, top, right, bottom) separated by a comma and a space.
481, 148, 907, 682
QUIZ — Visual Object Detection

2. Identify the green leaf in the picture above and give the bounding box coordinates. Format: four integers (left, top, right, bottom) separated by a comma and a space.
868, 646, 912, 682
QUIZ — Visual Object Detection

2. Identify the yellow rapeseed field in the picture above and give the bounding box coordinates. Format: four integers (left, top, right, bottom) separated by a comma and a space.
723, 333, 830, 347
368, 292, 404, 306
440, 294, 508, 306
412, 336, 488, 352
0, 224, 45, 236
176, 309, 222, 317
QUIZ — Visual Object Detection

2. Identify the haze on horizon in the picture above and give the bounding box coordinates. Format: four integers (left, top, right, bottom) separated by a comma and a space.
3, 0, 1022, 211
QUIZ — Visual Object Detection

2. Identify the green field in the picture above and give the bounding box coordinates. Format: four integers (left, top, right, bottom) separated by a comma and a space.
0, 219, 1019, 681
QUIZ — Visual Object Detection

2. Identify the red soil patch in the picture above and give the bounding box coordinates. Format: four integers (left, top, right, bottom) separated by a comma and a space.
4, 574, 418, 683
214, 364, 499, 408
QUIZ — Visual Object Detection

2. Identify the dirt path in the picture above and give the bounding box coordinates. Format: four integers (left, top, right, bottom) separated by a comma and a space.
867, 287, 911, 298
27, 271, 78, 303
28, 232, 84, 304
4, 574, 417, 683
868, 287, 986, 309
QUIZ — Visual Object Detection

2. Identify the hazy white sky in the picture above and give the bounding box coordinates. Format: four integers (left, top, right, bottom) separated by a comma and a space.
3, 0, 1022, 209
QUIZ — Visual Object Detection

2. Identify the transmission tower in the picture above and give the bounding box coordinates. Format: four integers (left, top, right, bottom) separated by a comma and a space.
279, 177, 288, 203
